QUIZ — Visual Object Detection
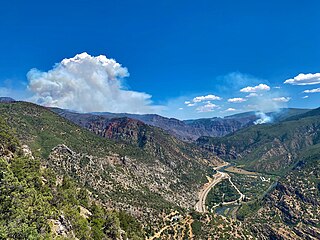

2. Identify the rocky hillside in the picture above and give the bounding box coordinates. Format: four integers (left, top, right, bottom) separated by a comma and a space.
0, 114, 144, 239
0, 102, 221, 235
245, 143, 320, 239
197, 107, 320, 174
52, 113, 218, 167
53, 107, 309, 142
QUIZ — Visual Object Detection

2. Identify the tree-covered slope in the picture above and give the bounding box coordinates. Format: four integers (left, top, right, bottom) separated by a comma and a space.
0, 116, 143, 239
197, 107, 320, 174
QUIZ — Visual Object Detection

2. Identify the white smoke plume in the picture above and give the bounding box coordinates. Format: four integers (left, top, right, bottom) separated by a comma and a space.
27, 52, 162, 113
254, 112, 273, 125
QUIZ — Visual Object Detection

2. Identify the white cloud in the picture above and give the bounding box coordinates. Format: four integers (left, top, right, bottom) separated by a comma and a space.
246, 93, 258, 98
240, 83, 270, 93
178, 107, 183, 110
183, 94, 221, 108
272, 97, 291, 102
228, 97, 247, 103
192, 94, 221, 102
225, 108, 236, 112
302, 95, 309, 99
274, 86, 281, 89
27, 52, 162, 113
187, 103, 196, 107
303, 88, 320, 93
196, 102, 218, 112
284, 73, 320, 85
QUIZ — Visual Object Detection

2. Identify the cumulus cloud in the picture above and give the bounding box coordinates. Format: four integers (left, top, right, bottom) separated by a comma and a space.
27, 52, 162, 113
284, 73, 320, 85
192, 94, 222, 102
196, 102, 218, 112
303, 88, 320, 93
225, 108, 236, 112
183, 94, 221, 109
272, 97, 291, 102
240, 83, 270, 93
246, 93, 258, 98
302, 95, 309, 99
228, 97, 247, 103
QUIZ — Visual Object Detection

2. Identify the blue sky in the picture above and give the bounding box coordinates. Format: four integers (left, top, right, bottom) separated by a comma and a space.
0, 0, 320, 119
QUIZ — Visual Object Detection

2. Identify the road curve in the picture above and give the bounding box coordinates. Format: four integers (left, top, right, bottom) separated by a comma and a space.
195, 162, 246, 213
195, 162, 229, 213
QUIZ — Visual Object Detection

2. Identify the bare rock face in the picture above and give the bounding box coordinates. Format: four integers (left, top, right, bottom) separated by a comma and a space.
88, 117, 149, 147
21, 145, 34, 160
49, 215, 75, 238
79, 206, 92, 219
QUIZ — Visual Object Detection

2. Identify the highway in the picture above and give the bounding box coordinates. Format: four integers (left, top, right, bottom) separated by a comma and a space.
195, 163, 229, 213
195, 162, 245, 213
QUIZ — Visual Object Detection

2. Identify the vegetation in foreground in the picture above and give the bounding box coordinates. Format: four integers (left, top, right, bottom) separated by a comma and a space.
0, 115, 144, 239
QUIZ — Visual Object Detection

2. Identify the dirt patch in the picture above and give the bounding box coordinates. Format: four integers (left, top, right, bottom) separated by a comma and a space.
225, 166, 258, 175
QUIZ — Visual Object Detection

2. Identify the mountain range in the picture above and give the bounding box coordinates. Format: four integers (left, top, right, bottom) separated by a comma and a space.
0, 99, 319, 239
52, 107, 309, 142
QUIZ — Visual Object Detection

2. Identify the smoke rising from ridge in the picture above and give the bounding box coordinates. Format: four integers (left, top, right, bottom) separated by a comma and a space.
254, 112, 273, 125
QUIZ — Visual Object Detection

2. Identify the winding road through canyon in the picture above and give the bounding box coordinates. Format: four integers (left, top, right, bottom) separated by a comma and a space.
195, 162, 245, 213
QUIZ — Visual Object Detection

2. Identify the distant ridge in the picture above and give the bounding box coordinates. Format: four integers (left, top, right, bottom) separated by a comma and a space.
284, 107, 320, 121
52, 107, 311, 141
0, 97, 15, 103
